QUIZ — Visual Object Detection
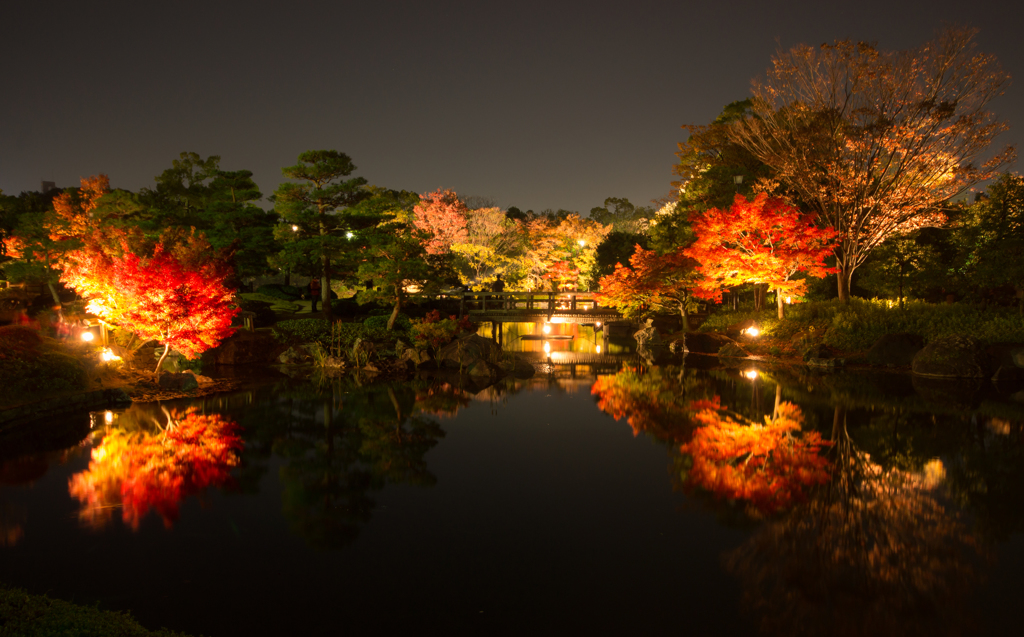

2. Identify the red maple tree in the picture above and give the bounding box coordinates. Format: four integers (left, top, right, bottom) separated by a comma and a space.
412, 188, 469, 254
61, 229, 238, 373
684, 193, 836, 318
596, 245, 703, 330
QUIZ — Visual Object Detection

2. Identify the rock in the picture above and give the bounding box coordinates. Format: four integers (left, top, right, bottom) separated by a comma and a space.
400, 347, 434, 368
633, 322, 662, 349
436, 333, 502, 369
278, 346, 309, 365
726, 318, 757, 339
668, 338, 688, 355
203, 330, 288, 366
807, 357, 844, 368
912, 335, 991, 378
157, 371, 199, 391
718, 342, 749, 358
466, 359, 501, 379
499, 356, 536, 378
802, 343, 832, 362
866, 333, 925, 367
683, 332, 734, 354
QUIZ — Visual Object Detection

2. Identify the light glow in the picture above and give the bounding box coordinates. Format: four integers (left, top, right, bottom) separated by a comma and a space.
743, 327, 760, 338
104, 411, 114, 424
542, 324, 551, 334
100, 348, 121, 362
543, 342, 551, 354
81, 331, 95, 342
596, 345, 602, 354
291, 225, 299, 231
744, 369, 759, 380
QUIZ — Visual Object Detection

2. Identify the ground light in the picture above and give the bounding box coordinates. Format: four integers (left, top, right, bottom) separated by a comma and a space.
80, 331, 94, 342
742, 326, 761, 338
744, 369, 759, 381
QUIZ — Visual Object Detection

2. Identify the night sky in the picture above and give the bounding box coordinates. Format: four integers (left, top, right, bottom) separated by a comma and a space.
2, 0, 1020, 214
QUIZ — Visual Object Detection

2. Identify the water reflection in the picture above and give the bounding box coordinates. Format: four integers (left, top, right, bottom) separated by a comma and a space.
68, 409, 243, 529
592, 363, 1011, 634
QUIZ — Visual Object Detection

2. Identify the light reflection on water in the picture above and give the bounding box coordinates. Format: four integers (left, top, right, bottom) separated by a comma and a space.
0, 362, 1023, 635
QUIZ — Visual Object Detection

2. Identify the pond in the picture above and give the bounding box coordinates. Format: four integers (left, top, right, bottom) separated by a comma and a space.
2, 347, 1024, 635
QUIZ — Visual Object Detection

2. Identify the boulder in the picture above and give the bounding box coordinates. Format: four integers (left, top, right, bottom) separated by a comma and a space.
685, 332, 736, 354
987, 343, 1024, 381
912, 335, 991, 378
436, 333, 502, 369
203, 330, 288, 366
499, 356, 536, 378
278, 346, 309, 365
633, 321, 662, 349
466, 359, 502, 379
157, 371, 199, 391
718, 342, 749, 358
668, 338, 688, 355
866, 333, 925, 367
400, 347, 434, 368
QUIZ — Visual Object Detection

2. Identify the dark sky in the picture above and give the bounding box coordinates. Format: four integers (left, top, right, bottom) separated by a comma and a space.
2, 0, 1020, 214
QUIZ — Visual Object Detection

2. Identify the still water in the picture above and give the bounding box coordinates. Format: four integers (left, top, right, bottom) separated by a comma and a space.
2, 349, 1024, 636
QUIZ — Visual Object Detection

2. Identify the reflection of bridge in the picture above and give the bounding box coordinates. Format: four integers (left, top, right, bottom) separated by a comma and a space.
460, 292, 623, 325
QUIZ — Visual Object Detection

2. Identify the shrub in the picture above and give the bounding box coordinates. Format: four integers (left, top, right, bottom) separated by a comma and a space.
0, 326, 88, 404
409, 310, 476, 349
256, 283, 305, 300
272, 318, 333, 346
363, 313, 412, 332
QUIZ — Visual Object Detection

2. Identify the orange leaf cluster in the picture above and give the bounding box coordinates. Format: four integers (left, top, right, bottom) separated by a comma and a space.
680, 401, 831, 515
684, 193, 836, 303
47, 175, 110, 241
68, 412, 243, 529
412, 188, 469, 254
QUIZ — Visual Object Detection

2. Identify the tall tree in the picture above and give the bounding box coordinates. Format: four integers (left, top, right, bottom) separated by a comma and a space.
730, 27, 1014, 301
684, 193, 837, 318
202, 169, 279, 281
953, 173, 1024, 312
588, 197, 656, 234
274, 150, 368, 321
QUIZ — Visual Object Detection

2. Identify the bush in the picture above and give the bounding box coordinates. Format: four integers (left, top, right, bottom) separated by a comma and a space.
272, 319, 402, 360
363, 313, 412, 332
409, 310, 476, 349
272, 318, 332, 346
256, 283, 304, 300
330, 297, 362, 316
0, 326, 88, 404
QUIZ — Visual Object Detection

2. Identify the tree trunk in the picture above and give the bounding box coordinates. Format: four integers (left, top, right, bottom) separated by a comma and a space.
387, 287, 402, 331
837, 265, 853, 303
680, 303, 690, 332
777, 290, 785, 319
154, 342, 170, 377
319, 210, 334, 322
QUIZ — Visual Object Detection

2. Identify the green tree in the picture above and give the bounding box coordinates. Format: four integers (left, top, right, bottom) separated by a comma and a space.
140, 151, 222, 229
273, 150, 369, 321
588, 197, 656, 234
859, 232, 944, 308
203, 170, 279, 281
953, 173, 1024, 312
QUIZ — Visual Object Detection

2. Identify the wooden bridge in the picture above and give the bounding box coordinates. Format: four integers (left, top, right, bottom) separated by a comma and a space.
459, 292, 623, 325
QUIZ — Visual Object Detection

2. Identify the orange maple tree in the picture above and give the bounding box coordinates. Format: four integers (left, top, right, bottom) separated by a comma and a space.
680, 399, 831, 515
596, 244, 703, 329
46, 174, 110, 241
412, 188, 469, 255
68, 412, 243, 529
684, 193, 836, 318
61, 229, 238, 373
591, 365, 712, 443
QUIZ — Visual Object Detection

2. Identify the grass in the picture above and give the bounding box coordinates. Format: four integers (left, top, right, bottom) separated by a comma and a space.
0, 326, 89, 407
698, 298, 1024, 356
0, 583, 197, 636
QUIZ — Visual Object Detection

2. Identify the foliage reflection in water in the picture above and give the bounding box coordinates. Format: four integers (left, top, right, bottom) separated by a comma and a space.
592, 362, 1014, 635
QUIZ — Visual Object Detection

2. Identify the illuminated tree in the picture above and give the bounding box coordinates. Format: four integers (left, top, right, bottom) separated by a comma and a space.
596, 244, 703, 330
61, 229, 239, 373
684, 193, 836, 318
450, 205, 526, 287
524, 214, 610, 291
68, 411, 243, 530
680, 400, 831, 516
731, 27, 1014, 301
412, 188, 469, 255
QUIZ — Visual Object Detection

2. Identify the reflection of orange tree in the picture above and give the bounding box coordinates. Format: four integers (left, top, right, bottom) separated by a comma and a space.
413, 381, 473, 418
680, 400, 831, 516
68, 412, 242, 529
724, 407, 986, 636
591, 365, 712, 443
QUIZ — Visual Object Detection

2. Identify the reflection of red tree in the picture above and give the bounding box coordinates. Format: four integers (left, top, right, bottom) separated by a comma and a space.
591, 366, 708, 443
680, 401, 831, 515
68, 412, 242, 529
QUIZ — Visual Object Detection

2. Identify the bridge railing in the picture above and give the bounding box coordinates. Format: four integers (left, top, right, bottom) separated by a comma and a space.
459, 292, 604, 315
